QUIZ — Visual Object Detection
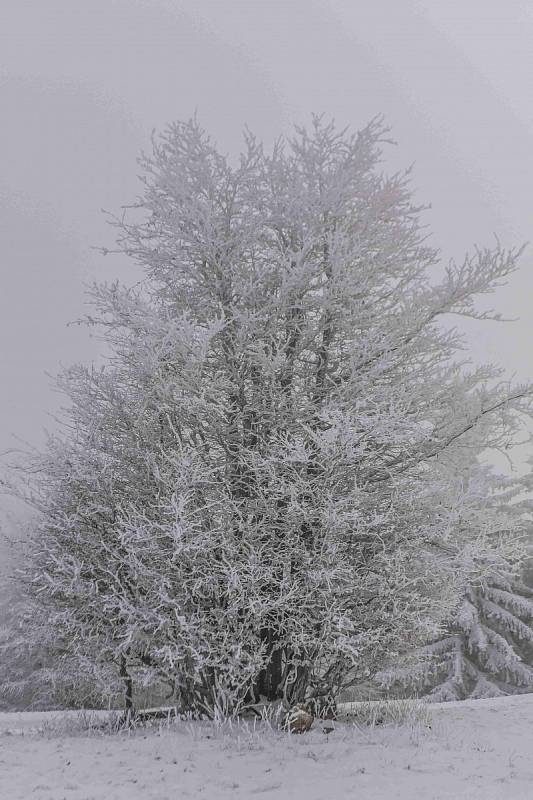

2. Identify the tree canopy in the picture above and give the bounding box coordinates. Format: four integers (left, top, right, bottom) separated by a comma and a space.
4, 116, 532, 715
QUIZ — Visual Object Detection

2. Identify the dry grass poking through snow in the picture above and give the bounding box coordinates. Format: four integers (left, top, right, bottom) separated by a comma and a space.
2, 695, 533, 799
337, 697, 433, 728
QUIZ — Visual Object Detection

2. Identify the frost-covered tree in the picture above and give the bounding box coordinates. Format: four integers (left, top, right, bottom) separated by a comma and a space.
5, 116, 532, 715
0, 540, 121, 710
0, 593, 119, 711
377, 570, 533, 701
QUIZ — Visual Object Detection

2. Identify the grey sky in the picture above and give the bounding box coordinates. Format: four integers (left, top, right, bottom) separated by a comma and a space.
1, 0, 532, 533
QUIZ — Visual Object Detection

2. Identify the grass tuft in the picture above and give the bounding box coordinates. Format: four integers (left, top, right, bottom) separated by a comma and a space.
337, 698, 432, 728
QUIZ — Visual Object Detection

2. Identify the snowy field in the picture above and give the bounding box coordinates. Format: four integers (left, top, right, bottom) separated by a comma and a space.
2, 695, 533, 799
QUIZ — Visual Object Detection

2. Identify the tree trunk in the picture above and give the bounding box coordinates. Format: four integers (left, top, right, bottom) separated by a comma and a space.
255, 628, 283, 701
120, 656, 134, 713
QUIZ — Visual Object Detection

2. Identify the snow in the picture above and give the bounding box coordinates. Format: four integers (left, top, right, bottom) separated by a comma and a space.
2, 695, 533, 799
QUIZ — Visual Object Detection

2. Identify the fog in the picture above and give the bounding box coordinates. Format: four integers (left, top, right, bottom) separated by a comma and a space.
1, 0, 532, 543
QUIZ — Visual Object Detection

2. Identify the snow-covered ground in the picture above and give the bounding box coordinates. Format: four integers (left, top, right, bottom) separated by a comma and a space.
2, 695, 533, 799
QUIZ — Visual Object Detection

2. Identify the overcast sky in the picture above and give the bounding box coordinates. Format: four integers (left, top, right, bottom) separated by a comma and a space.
1, 0, 533, 536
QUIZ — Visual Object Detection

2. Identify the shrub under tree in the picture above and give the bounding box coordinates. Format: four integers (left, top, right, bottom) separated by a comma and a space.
4, 116, 532, 715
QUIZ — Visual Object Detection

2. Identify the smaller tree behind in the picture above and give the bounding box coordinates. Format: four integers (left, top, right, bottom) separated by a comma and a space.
378, 570, 533, 701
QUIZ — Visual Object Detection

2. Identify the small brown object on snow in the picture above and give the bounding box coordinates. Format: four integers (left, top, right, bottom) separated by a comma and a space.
285, 705, 314, 734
